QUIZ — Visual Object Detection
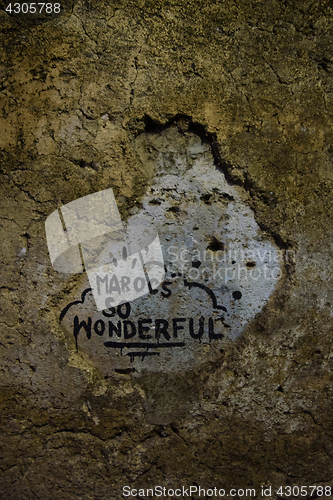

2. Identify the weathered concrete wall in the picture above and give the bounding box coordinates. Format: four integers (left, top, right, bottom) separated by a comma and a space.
1, 0, 333, 498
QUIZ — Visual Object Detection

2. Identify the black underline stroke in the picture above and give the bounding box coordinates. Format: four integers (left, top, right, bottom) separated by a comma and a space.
104, 342, 185, 349
127, 352, 160, 358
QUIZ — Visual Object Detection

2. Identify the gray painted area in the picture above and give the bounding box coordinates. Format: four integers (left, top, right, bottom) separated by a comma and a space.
61, 127, 282, 372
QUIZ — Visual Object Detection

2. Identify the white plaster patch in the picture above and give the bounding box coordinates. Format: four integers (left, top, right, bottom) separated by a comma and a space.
57, 128, 283, 373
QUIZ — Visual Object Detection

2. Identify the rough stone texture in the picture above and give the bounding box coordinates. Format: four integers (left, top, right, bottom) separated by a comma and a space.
1, 0, 333, 498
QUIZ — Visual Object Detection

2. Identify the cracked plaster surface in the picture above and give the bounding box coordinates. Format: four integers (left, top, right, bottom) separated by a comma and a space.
1, 0, 333, 497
